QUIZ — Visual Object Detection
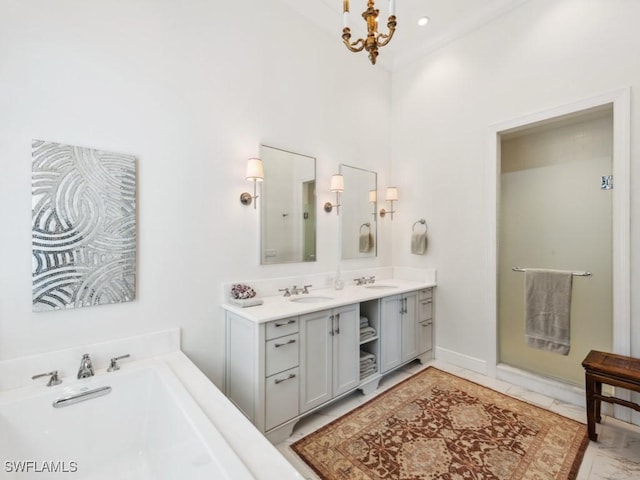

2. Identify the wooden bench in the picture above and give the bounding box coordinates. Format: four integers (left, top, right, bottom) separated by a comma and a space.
582, 350, 640, 441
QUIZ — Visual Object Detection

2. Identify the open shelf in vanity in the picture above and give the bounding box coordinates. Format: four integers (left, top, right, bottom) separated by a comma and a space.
358, 299, 380, 384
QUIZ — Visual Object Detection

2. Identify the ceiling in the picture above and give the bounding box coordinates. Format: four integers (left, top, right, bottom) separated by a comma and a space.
278, 0, 529, 70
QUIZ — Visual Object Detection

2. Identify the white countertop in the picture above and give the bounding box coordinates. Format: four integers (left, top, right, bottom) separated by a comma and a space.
221, 279, 436, 323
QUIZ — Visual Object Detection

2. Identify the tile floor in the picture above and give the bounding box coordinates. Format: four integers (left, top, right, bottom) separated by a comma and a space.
276, 359, 640, 480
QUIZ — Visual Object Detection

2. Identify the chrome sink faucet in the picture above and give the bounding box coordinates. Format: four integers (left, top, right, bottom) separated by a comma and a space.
77, 353, 94, 379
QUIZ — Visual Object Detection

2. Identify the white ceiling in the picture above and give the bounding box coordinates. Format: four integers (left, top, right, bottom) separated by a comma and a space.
278, 0, 529, 70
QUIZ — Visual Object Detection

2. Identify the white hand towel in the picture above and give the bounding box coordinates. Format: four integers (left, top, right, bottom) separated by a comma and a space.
228, 297, 264, 308
524, 269, 573, 355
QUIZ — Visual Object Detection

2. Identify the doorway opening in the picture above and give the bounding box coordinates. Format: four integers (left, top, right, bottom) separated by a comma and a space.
487, 89, 630, 417
498, 105, 613, 386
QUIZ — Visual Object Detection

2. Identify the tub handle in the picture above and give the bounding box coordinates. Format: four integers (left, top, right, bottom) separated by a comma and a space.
32, 370, 62, 387
107, 354, 131, 372
53, 386, 112, 408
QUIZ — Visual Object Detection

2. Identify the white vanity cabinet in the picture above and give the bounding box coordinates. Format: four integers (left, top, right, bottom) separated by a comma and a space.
380, 291, 421, 373
299, 303, 359, 413
223, 282, 434, 443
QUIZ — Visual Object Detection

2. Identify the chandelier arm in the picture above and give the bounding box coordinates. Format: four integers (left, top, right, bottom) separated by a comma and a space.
342, 28, 366, 53
376, 17, 397, 47
343, 37, 366, 52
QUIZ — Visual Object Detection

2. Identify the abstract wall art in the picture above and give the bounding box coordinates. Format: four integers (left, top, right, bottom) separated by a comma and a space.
31, 140, 137, 312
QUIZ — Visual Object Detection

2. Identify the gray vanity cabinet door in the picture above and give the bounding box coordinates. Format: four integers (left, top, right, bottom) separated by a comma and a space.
299, 303, 360, 413
380, 295, 403, 373
332, 304, 360, 397
380, 291, 420, 371
299, 310, 333, 413
401, 291, 419, 363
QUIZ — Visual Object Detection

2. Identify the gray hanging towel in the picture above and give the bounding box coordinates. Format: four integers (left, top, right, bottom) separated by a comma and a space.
359, 232, 373, 253
411, 232, 427, 255
524, 269, 573, 355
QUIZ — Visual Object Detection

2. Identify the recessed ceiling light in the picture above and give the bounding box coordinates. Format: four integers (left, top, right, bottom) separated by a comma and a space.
417, 16, 430, 27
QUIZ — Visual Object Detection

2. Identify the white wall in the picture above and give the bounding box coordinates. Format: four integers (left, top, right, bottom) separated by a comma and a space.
0, 0, 392, 386
392, 0, 640, 369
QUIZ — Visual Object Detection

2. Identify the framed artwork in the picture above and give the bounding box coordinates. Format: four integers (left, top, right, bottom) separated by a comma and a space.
31, 140, 137, 311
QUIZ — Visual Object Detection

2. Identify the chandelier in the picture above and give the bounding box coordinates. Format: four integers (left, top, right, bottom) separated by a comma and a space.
342, 0, 397, 65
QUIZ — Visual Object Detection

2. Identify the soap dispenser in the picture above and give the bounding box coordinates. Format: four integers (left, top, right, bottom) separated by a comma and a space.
334, 266, 344, 290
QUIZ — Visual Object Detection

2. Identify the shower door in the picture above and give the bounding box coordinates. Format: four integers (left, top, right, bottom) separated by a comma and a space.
498, 110, 613, 386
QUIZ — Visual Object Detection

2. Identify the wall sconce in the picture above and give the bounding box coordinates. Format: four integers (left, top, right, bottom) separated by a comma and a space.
369, 189, 377, 217
379, 187, 398, 219
324, 174, 344, 215
240, 157, 264, 209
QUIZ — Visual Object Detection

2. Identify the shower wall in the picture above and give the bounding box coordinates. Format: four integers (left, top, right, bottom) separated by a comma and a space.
498, 112, 613, 386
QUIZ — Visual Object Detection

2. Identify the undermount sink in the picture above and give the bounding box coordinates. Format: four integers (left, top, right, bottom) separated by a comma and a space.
364, 284, 398, 289
289, 295, 334, 303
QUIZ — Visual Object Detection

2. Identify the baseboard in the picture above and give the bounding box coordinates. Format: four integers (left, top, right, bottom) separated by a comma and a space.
435, 349, 590, 410
435, 347, 487, 374
496, 364, 586, 408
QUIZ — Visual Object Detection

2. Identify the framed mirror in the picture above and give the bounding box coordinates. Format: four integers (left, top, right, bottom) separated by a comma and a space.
340, 164, 377, 260
260, 145, 316, 264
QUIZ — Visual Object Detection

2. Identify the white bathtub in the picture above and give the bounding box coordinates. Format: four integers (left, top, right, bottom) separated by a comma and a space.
0, 358, 255, 479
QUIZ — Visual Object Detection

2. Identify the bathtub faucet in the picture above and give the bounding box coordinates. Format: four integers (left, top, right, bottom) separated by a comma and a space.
77, 353, 95, 379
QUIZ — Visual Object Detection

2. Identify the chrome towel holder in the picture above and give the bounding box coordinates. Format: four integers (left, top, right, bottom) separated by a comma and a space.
511, 266, 592, 277
412, 219, 427, 232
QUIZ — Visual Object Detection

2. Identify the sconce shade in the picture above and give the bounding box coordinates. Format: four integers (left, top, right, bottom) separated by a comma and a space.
246, 158, 264, 182
330, 174, 345, 192
385, 187, 398, 201
369, 190, 377, 203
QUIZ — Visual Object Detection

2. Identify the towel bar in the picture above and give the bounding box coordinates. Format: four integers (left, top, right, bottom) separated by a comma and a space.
511, 266, 592, 277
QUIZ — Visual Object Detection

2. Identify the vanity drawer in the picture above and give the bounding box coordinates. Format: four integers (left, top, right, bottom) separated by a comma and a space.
266, 317, 299, 340
418, 319, 433, 355
266, 333, 299, 376
419, 297, 433, 321
265, 367, 299, 431
418, 288, 433, 301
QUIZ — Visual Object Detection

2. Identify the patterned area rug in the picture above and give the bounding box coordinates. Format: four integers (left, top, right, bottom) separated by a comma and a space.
291, 367, 588, 480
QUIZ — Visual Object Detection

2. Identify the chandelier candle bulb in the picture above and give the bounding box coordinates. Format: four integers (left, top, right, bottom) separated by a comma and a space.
389, 0, 395, 16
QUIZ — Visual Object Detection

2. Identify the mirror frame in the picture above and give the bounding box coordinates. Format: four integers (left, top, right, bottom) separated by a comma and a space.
260, 144, 317, 265
339, 164, 378, 260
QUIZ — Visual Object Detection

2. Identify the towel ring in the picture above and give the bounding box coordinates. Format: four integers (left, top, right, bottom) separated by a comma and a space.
360, 222, 371, 233
412, 219, 427, 232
